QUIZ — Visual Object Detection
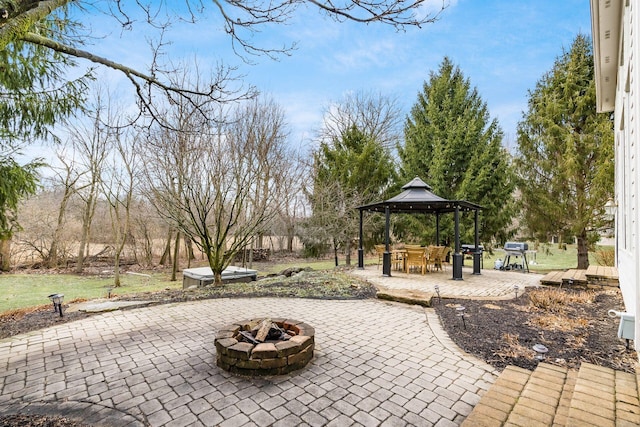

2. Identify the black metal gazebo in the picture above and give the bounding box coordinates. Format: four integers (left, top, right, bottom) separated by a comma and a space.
357, 177, 483, 280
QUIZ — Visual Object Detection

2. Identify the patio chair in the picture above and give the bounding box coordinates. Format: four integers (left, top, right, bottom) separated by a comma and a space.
404, 244, 423, 250
431, 246, 452, 271
375, 244, 385, 269
405, 248, 427, 274
426, 245, 440, 272
392, 249, 406, 271
439, 247, 452, 271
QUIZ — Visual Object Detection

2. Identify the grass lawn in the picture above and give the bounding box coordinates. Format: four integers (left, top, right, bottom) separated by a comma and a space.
0, 244, 612, 314
0, 273, 179, 313
0, 258, 346, 314
481, 243, 611, 273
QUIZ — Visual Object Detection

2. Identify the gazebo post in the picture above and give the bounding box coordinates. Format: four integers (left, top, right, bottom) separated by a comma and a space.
436, 213, 440, 245
383, 206, 392, 276
453, 205, 463, 280
473, 210, 481, 275
358, 209, 364, 269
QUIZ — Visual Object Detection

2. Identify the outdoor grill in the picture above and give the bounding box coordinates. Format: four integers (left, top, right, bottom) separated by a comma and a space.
501, 241, 529, 273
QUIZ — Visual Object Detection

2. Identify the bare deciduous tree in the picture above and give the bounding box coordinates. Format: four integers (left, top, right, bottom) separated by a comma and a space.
101, 123, 138, 287
69, 95, 111, 273
275, 149, 308, 253
43, 150, 83, 267
227, 97, 291, 264
143, 95, 290, 284
319, 91, 403, 149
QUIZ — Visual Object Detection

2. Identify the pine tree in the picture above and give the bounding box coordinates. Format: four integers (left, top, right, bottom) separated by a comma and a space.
399, 57, 516, 244
305, 125, 396, 265
515, 34, 614, 269
0, 14, 89, 269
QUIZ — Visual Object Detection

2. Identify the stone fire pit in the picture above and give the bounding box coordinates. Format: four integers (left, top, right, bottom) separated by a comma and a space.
214, 318, 315, 376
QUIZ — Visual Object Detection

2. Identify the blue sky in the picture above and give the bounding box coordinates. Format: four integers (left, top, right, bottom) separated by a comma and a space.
81, 0, 592, 154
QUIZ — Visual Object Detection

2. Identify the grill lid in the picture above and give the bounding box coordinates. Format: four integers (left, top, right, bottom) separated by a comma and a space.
504, 242, 528, 251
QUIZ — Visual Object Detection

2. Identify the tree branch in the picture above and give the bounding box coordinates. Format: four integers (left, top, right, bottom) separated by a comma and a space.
21, 32, 201, 96
20, 31, 253, 130
0, 0, 70, 50
306, 0, 445, 27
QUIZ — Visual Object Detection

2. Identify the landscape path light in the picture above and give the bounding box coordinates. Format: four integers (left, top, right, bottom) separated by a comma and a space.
47, 294, 58, 312
434, 285, 440, 304
533, 343, 548, 361
456, 306, 467, 329
47, 293, 64, 317
514, 285, 519, 299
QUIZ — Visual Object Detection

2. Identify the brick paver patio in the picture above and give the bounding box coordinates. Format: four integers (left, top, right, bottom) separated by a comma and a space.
0, 297, 498, 426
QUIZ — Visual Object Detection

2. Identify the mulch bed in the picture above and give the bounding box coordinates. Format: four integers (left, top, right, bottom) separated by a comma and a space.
434, 286, 637, 372
0, 415, 89, 427
0, 307, 92, 341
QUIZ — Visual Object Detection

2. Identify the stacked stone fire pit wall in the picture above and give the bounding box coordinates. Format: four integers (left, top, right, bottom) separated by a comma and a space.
214, 318, 315, 376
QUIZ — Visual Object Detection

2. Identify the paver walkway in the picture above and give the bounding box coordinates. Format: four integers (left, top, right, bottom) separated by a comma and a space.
0, 298, 497, 426
351, 265, 543, 299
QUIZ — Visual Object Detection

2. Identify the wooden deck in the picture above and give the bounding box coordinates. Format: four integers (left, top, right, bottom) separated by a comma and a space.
540, 266, 618, 287
585, 265, 619, 283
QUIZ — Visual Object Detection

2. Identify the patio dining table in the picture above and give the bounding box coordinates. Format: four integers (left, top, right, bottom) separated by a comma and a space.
392, 247, 431, 274
389, 245, 452, 274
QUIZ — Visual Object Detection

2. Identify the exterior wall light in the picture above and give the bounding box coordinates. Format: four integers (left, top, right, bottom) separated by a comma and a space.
604, 198, 617, 218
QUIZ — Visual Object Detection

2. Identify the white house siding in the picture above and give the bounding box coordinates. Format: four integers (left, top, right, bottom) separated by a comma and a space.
600, 0, 640, 350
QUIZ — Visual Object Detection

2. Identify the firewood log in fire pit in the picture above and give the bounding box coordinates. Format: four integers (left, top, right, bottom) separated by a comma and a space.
254, 319, 272, 342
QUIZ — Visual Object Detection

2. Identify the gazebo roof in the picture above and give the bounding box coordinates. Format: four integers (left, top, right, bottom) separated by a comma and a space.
357, 177, 482, 214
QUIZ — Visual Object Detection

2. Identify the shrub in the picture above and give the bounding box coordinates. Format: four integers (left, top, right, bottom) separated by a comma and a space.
528, 288, 594, 313
594, 247, 615, 266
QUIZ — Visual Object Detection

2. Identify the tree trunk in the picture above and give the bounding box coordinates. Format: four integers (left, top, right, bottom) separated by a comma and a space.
46, 183, 75, 268
141, 226, 153, 266
184, 236, 195, 268
577, 230, 589, 269
171, 230, 180, 281
75, 231, 87, 273
287, 236, 294, 252
47, 241, 59, 269
345, 240, 352, 266
159, 228, 172, 265
75, 182, 100, 274
286, 225, 295, 252
0, 238, 10, 271
114, 251, 121, 287
333, 239, 339, 267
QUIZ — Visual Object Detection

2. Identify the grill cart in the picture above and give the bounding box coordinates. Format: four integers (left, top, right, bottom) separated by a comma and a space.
501, 242, 529, 273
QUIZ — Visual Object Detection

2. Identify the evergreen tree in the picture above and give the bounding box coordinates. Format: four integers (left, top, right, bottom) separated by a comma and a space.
515, 34, 614, 269
1, 6, 90, 143
399, 57, 516, 245
305, 125, 396, 265
0, 11, 89, 270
